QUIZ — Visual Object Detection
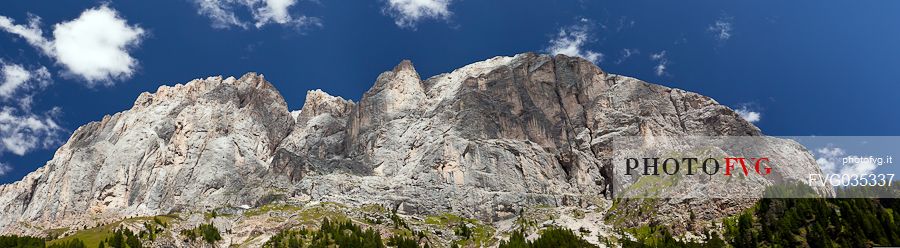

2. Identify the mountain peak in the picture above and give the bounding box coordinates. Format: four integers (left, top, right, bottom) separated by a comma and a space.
132, 72, 282, 110
392, 59, 416, 73
0, 53, 824, 240
296, 89, 354, 121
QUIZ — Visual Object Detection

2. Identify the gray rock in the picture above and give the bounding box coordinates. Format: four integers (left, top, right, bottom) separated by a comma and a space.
0, 53, 828, 236
0, 73, 295, 233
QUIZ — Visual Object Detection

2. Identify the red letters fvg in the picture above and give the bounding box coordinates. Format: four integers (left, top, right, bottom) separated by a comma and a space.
625, 157, 772, 176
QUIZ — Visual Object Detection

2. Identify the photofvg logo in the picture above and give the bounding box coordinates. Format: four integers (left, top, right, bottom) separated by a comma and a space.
611, 136, 900, 199
624, 157, 772, 177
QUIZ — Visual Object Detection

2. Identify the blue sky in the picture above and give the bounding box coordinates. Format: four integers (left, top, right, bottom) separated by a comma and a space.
0, 0, 898, 183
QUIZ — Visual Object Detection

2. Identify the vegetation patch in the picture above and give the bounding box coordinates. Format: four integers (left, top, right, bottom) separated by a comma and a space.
98, 228, 143, 248
617, 183, 900, 247
0, 235, 45, 248
244, 204, 303, 217
294, 204, 349, 226
500, 226, 597, 248
359, 203, 387, 214
47, 222, 117, 248
424, 213, 496, 247
45, 214, 180, 248
180, 223, 222, 244
722, 189, 900, 247
619, 224, 725, 248
263, 218, 383, 248
46, 228, 69, 240
605, 198, 658, 226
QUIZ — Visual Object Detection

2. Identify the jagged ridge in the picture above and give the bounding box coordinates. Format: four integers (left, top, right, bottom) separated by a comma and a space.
0, 53, 822, 237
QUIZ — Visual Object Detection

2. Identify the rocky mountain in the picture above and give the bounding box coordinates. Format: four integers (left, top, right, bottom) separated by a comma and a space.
0, 53, 828, 245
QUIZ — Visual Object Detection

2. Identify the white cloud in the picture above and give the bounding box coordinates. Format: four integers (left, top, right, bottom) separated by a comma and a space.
0, 64, 35, 99
0, 162, 10, 176
195, 0, 248, 28
546, 20, 602, 64
0, 6, 145, 85
0, 62, 62, 157
383, 0, 453, 29
735, 106, 761, 123
0, 62, 51, 109
615, 48, 638, 64
816, 157, 836, 175
708, 15, 733, 42
654, 64, 666, 76
191, 0, 320, 29
0, 106, 63, 156
650, 51, 669, 76
815, 146, 878, 176
0, 15, 53, 54
840, 160, 877, 176
52, 6, 145, 84
0, 16, 71, 159
817, 147, 845, 158
256, 0, 298, 27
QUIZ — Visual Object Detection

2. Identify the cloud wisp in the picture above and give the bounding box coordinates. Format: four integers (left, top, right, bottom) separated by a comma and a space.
815, 147, 879, 176
546, 19, 603, 64
0, 62, 51, 110
0, 162, 10, 176
192, 0, 321, 29
615, 48, 638, 64
735, 106, 761, 123
0, 106, 63, 156
383, 0, 453, 29
708, 14, 734, 43
0, 5, 146, 85
650, 50, 669, 76
0, 61, 64, 158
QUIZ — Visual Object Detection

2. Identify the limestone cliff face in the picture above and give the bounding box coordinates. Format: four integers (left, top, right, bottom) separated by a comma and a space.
0, 53, 824, 234
0, 73, 296, 233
